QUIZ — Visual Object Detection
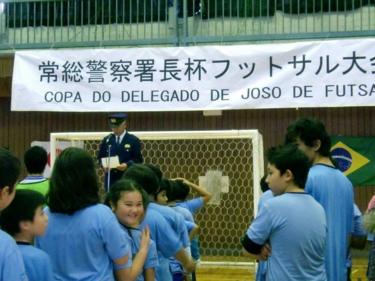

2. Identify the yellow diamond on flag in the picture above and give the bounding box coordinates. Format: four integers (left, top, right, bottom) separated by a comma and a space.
331, 141, 370, 176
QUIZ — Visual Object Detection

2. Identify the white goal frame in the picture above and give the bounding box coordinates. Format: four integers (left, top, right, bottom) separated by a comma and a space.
50, 129, 264, 267
51, 129, 264, 218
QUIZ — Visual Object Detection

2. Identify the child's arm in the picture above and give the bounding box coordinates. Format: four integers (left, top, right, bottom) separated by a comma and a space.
368, 195, 375, 211
144, 268, 155, 281
175, 247, 196, 273
131, 227, 151, 278
242, 243, 271, 261
115, 227, 150, 281
189, 224, 199, 241
364, 210, 375, 234
176, 178, 212, 204
350, 204, 367, 249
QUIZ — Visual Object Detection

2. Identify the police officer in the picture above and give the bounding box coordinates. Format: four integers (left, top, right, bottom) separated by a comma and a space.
98, 113, 143, 191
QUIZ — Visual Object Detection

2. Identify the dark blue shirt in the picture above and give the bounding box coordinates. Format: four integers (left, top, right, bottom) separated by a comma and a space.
98, 131, 143, 189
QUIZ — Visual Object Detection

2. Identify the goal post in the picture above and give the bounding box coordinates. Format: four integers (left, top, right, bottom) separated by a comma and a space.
50, 130, 264, 264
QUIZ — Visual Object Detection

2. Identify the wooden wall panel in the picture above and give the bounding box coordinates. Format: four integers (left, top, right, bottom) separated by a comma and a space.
0, 98, 9, 147
0, 78, 11, 97
1, 97, 374, 209
355, 186, 375, 213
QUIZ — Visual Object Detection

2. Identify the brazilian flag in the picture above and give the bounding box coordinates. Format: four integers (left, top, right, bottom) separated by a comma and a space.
331, 136, 375, 186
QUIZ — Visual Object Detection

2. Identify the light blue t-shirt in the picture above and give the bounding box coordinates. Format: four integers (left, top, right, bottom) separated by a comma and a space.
352, 204, 366, 237
176, 198, 204, 218
157, 256, 173, 281
141, 204, 182, 258
255, 190, 274, 281
306, 164, 354, 281
0, 230, 28, 281
150, 203, 190, 248
176, 198, 205, 260
257, 190, 274, 211
17, 243, 54, 281
119, 225, 159, 281
171, 205, 194, 223
36, 204, 132, 281
247, 192, 327, 281
169, 207, 197, 275
140, 204, 182, 281
184, 221, 196, 233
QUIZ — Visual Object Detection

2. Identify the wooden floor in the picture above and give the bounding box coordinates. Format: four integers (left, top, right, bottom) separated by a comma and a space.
195, 254, 369, 281
196, 266, 253, 281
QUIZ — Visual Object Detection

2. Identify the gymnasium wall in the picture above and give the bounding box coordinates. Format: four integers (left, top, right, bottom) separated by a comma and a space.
1, 86, 374, 211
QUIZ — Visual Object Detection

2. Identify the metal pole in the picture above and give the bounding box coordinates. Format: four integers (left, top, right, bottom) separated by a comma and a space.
106, 144, 112, 192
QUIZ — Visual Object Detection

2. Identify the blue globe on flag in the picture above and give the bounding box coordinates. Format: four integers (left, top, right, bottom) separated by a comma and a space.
331, 147, 352, 172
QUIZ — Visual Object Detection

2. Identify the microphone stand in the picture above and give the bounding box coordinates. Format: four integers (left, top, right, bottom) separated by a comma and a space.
106, 144, 112, 192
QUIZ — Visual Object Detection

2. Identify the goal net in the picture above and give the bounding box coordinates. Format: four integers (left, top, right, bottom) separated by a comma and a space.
50, 130, 264, 265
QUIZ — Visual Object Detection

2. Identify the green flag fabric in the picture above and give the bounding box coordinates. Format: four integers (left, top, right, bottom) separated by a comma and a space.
331, 136, 375, 186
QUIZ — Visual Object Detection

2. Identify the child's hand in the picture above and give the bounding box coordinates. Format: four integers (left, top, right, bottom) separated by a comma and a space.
116, 163, 128, 171
140, 226, 150, 251
173, 177, 191, 186
172, 177, 186, 182
184, 259, 196, 273
257, 244, 271, 260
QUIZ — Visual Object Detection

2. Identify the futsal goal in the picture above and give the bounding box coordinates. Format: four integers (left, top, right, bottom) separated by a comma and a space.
50, 130, 264, 265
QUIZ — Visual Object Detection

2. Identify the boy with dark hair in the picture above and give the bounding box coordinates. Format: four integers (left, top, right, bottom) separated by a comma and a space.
24, 145, 48, 175
0, 189, 53, 281
285, 117, 354, 281
259, 175, 269, 193
285, 117, 332, 157
167, 180, 190, 202
162, 179, 199, 281
155, 178, 172, 206
242, 144, 327, 281
0, 147, 28, 280
153, 179, 198, 281
18, 146, 49, 196
171, 178, 212, 263
144, 163, 163, 182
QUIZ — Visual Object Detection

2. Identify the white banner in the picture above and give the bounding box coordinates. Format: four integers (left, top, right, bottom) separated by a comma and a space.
12, 38, 375, 112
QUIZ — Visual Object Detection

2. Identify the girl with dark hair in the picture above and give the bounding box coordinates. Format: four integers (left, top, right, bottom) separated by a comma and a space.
36, 147, 149, 281
123, 164, 196, 281
106, 179, 158, 281
47, 147, 100, 214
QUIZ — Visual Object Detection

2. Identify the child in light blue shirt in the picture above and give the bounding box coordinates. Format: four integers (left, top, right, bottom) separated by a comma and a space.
0, 148, 28, 281
106, 179, 159, 281
242, 145, 327, 281
172, 178, 212, 262
0, 189, 53, 281
36, 147, 149, 281
124, 164, 196, 281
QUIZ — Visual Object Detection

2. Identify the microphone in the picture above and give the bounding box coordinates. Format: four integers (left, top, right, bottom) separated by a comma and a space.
106, 134, 113, 163
105, 133, 113, 144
